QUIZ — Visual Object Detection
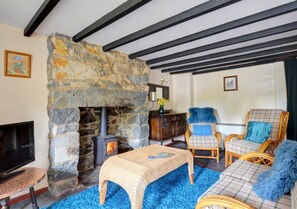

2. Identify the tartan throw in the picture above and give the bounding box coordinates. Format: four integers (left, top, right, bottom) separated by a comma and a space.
225, 140, 260, 155
188, 135, 218, 148
221, 159, 269, 184
249, 109, 283, 142
199, 176, 291, 209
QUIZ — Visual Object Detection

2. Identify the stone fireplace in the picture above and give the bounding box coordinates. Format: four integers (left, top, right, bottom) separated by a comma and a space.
47, 34, 150, 195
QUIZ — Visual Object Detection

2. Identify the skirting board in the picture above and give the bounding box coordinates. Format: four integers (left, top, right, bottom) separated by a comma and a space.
8, 187, 48, 206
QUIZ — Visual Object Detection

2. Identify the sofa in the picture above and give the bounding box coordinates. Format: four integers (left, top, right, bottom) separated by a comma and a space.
196, 152, 297, 209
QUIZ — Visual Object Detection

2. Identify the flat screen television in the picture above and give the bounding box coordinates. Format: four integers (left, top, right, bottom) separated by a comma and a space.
0, 121, 35, 183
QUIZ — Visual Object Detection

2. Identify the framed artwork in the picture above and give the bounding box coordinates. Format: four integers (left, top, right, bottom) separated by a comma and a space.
5, 50, 31, 78
224, 75, 238, 91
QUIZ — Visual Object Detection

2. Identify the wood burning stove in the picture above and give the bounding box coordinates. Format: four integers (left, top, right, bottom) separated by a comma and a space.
92, 107, 118, 166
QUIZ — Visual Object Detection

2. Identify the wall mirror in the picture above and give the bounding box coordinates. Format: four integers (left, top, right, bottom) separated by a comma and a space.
148, 83, 169, 101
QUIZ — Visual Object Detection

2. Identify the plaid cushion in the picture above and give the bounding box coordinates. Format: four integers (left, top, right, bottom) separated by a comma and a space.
189, 122, 215, 136
225, 140, 260, 155
292, 182, 297, 209
198, 176, 291, 209
221, 159, 269, 184
249, 109, 283, 142
188, 135, 218, 148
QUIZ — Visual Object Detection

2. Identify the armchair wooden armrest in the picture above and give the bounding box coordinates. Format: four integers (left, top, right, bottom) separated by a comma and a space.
224, 133, 245, 147
185, 126, 190, 144
196, 195, 254, 209
215, 131, 222, 146
239, 152, 274, 166
258, 139, 274, 153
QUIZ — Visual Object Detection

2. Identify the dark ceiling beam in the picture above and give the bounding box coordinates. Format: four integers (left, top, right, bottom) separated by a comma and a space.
73, 0, 152, 42
103, 0, 241, 51
151, 35, 297, 69
169, 51, 297, 75
147, 21, 297, 65
191, 52, 297, 75
24, 0, 60, 37
192, 60, 276, 75
131, 1, 297, 59
161, 44, 297, 72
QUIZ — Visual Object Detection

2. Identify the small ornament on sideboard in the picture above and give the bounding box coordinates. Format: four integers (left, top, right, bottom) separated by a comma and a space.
157, 98, 168, 115
159, 105, 165, 115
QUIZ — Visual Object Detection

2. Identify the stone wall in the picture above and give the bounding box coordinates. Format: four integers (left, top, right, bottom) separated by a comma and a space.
77, 107, 99, 180
47, 33, 150, 195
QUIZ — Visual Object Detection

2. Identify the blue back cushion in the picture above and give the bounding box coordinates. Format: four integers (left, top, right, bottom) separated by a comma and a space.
192, 125, 212, 136
253, 140, 297, 201
244, 121, 272, 143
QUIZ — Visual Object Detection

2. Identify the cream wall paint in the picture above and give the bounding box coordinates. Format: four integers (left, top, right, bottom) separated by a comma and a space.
172, 62, 287, 145
0, 24, 49, 191
173, 73, 193, 112
193, 63, 286, 124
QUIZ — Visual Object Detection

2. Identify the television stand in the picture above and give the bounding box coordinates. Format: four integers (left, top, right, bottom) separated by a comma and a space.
0, 170, 25, 184
0, 167, 45, 209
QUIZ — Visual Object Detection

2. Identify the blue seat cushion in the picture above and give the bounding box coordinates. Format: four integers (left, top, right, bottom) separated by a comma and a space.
192, 125, 212, 136
244, 121, 272, 143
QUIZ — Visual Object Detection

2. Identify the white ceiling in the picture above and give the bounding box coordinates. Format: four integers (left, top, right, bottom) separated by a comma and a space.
0, 0, 296, 73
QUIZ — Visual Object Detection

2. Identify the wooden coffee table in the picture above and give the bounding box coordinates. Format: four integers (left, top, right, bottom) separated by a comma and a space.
99, 144, 194, 209
0, 167, 45, 209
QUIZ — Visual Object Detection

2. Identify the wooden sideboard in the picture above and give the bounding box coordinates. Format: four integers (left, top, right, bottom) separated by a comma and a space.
149, 111, 187, 145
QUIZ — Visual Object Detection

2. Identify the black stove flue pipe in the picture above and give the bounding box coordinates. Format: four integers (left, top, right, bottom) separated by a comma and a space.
100, 106, 107, 136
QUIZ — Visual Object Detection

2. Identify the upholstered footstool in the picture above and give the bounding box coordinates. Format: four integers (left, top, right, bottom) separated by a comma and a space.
99, 144, 194, 209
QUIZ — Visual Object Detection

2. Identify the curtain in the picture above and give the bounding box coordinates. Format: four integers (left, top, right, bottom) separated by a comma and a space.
284, 58, 297, 141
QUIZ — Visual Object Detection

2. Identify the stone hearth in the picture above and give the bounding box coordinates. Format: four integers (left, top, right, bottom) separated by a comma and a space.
47, 34, 150, 195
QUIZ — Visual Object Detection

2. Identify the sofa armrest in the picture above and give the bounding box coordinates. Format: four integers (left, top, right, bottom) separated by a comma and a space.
196, 195, 254, 209
239, 152, 274, 166
292, 181, 297, 209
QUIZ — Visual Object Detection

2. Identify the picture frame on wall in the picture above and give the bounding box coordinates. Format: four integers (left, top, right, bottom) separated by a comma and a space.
224, 75, 238, 91
5, 50, 31, 78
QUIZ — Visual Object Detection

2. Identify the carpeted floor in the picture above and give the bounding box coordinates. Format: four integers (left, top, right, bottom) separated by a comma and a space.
45, 164, 220, 209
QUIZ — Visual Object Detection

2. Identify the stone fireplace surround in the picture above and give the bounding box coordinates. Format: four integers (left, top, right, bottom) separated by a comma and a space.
47, 34, 150, 195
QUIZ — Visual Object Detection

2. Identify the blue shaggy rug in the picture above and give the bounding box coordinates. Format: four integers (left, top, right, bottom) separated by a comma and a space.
45, 165, 220, 209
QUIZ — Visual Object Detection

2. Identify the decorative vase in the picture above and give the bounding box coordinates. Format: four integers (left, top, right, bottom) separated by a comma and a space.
159, 105, 165, 115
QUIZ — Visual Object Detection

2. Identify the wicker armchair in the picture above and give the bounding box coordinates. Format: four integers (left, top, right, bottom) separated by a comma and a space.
185, 108, 222, 163
224, 109, 289, 167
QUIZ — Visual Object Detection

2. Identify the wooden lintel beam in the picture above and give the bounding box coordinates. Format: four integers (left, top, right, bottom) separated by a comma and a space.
24, 0, 60, 37
151, 35, 297, 69
147, 21, 297, 65
103, 0, 241, 51
73, 0, 152, 42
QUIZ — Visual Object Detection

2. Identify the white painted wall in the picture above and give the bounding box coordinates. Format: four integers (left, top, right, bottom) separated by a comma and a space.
173, 73, 194, 112
0, 23, 49, 191
172, 63, 287, 146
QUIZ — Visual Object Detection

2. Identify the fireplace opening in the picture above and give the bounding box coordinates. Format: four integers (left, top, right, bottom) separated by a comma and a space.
77, 107, 123, 185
